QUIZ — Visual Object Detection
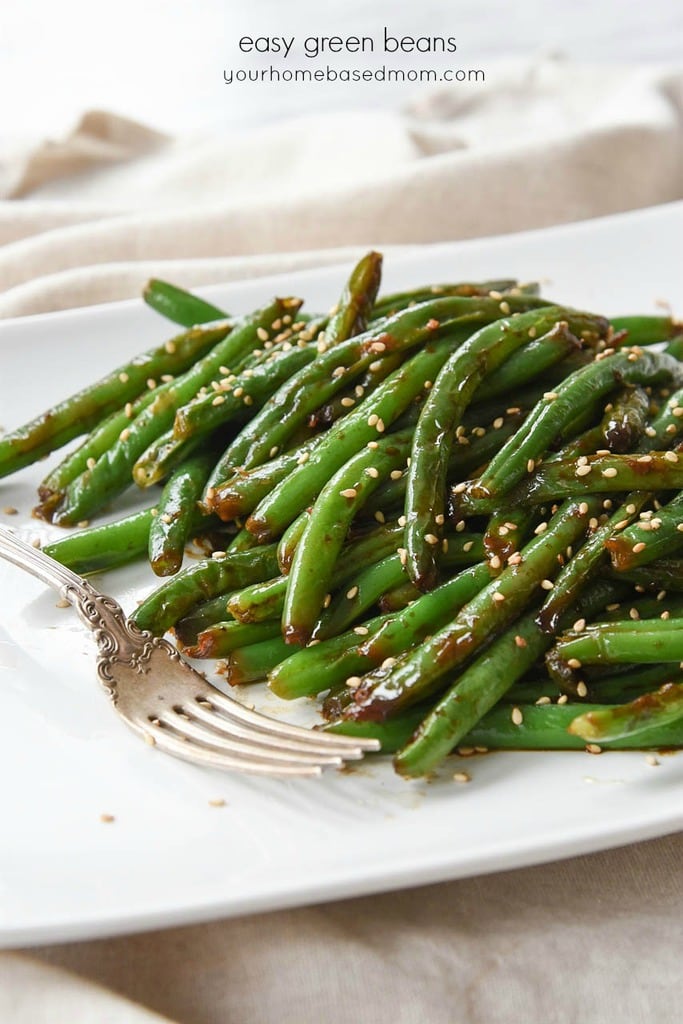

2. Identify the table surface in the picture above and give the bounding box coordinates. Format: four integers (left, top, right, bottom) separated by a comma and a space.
1, 0, 681, 143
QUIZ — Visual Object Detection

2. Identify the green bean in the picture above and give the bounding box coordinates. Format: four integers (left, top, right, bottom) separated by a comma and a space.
315, 534, 485, 641
269, 562, 490, 700
53, 302, 296, 525
186, 619, 282, 658
227, 576, 288, 624
549, 619, 683, 672
344, 497, 598, 723
393, 575, 625, 776
508, 665, 683, 705
327, 703, 683, 753
610, 315, 681, 346
245, 331, 472, 543
371, 280, 531, 320
480, 321, 583, 399
474, 349, 683, 499
568, 682, 683, 741
174, 592, 237, 645
606, 491, 683, 570
42, 507, 155, 575
324, 251, 383, 347
143, 278, 227, 327
148, 451, 215, 576
205, 435, 320, 521
610, 559, 683, 592
130, 543, 279, 635
406, 311, 607, 590
282, 430, 413, 643
455, 452, 683, 516
220, 635, 292, 684
0, 322, 231, 482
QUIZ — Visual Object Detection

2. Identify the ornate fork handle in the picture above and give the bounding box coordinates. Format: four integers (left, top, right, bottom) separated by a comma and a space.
0, 526, 164, 689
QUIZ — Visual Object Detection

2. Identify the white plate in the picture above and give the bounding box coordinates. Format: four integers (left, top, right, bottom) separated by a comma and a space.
0, 204, 681, 948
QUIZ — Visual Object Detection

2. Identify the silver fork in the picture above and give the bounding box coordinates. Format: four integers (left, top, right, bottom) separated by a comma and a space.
0, 527, 379, 776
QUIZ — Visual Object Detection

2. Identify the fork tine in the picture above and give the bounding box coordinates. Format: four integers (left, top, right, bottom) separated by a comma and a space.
142, 722, 325, 777
156, 709, 346, 767
188, 698, 368, 759
197, 689, 381, 753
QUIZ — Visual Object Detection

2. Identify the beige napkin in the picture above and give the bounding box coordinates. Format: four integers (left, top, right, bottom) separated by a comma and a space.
1, 57, 682, 1024
0, 58, 681, 318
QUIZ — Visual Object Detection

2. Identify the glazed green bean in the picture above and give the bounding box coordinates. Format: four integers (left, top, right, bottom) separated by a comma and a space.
143, 279, 227, 327
148, 451, 215, 576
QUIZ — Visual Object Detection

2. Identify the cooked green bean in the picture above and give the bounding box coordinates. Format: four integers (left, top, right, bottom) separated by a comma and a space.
143, 278, 227, 327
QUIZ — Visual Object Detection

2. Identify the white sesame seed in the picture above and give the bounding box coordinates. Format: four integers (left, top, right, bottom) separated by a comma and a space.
453, 771, 471, 783
492, 417, 504, 429
514, 634, 527, 648
511, 707, 523, 725
665, 451, 679, 463
576, 464, 592, 477
586, 743, 603, 755
540, 579, 554, 590
535, 695, 552, 705
492, 591, 505, 603
645, 755, 660, 766
118, 372, 129, 383
632, 541, 647, 553
256, 327, 269, 342
576, 681, 588, 697
365, 466, 379, 479
601, 467, 618, 478
353, 625, 369, 635
374, 510, 386, 524
425, 533, 439, 545
341, 397, 355, 408
367, 414, 379, 427
534, 522, 548, 535
297, 452, 310, 465
212, 395, 225, 406
340, 488, 357, 499
557, 694, 569, 705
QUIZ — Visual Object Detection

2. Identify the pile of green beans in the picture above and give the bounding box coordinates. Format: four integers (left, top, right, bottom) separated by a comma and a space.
4, 251, 683, 779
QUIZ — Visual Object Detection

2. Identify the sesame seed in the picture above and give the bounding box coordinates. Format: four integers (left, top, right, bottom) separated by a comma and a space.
540, 579, 554, 591
527, 459, 535, 473
355, 385, 365, 398
489, 554, 502, 570
323, 593, 332, 608
492, 417, 504, 429
398, 515, 407, 527
577, 681, 588, 698
100, 814, 115, 823
211, 550, 227, 560
666, 423, 677, 434
256, 327, 269, 342
374, 511, 386, 524
435, 513, 445, 525
637, 455, 653, 464
455, 521, 466, 532
341, 397, 355, 408
534, 522, 548, 535
370, 340, 387, 353
499, 301, 511, 315
567, 657, 582, 669
423, 380, 433, 390
645, 755, 660, 766
367, 440, 380, 450
632, 542, 647, 553
535, 695, 552, 705
160, 513, 173, 524
346, 676, 362, 689
514, 635, 527, 648
463, 540, 474, 552
453, 481, 467, 494
576, 464, 592, 477
511, 707, 523, 725
453, 771, 471, 783
376, 418, 385, 433
425, 533, 439, 545
340, 488, 357, 499
498, 526, 509, 537
589, 518, 599, 530
144, 733, 156, 746
124, 402, 133, 418
332, 366, 346, 379
664, 451, 679, 463
442, 539, 449, 553
297, 452, 309, 465
586, 744, 602, 755
269, 446, 279, 458
579, 502, 589, 515
367, 414, 379, 427
557, 694, 569, 705
426, 318, 440, 330
353, 626, 369, 636
119, 428, 130, 442
146, 378, 157, 390
118, 372, 129, 383
397, 547, 408, 566
601, 467, 618, 478
165, 340, 177, 354
573, 618, 586, 632
365, 467, 379, 478
233, 386, 244, 398
508, 552, 522, 565
492, 591, 505, 603
528, 326, 537, 338
543, 392, 559, 401
212, 395, 225, 406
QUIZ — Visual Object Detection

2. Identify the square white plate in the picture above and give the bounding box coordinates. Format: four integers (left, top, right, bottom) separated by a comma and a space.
0, 203, 681, 948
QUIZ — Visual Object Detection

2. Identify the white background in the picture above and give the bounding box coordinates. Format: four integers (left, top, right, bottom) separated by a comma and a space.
1, 0, 681, 141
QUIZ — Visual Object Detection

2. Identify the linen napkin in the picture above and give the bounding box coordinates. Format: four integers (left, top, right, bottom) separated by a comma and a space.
1, 56, 682, 1024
